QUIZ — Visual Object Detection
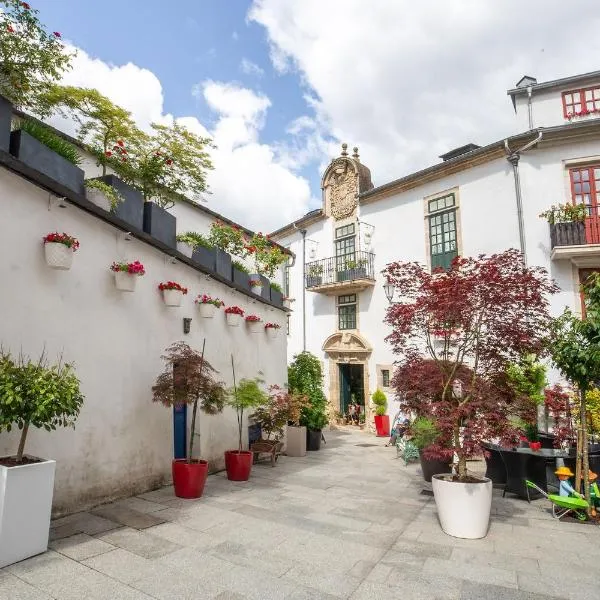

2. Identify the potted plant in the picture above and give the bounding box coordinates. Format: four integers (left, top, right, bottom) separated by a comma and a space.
384, 249, 557, 538
523, 423, 541, 451
269, 281, 284, 306
175, 234, 195, 258
224, 305, 244, 327
540, 203, 587, 248
152, 341, 226, 498
84, 179, 124, 212
371, 389, 389, 437
306, 263, 323, 287
0, 350, 84, 568
249, 385, 289, 456
208, 221, 243, 280
249, 277, 263, 295
264, 322, 281, 339
359, 412, 366, 429
284, 389, 310, 457
158, 281, 188, 307
195, 294, 223, 318
338, 257, 367, 282
244, 232, 288, 300
231, 260, 250, 288
110, 260, 145, 291
245, 315, 263, 334
225, 376, 268, 481
409, 417, 452, 482
42, 232, 79, 270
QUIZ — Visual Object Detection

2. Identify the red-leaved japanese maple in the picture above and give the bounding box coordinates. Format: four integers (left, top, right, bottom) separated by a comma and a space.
383, 249, 558, 479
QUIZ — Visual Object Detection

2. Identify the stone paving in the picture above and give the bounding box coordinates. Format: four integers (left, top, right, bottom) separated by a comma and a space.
1, 429, 599, 600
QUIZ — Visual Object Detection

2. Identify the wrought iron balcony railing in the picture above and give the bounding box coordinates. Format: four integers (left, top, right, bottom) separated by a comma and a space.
305, 251, 375, 289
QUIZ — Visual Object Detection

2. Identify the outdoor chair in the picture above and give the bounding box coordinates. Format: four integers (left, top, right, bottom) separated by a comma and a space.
396, 437, 419, 466
250, 439, 283, 467
500, 450, 547, 499
483, 444, 507, 486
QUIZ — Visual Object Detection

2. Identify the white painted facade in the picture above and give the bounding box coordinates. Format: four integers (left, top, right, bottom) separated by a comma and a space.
0, 146, 287, 515
274, 71, 600, 421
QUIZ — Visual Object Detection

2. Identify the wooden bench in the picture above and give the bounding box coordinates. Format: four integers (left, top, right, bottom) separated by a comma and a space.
250, 440, 283, 467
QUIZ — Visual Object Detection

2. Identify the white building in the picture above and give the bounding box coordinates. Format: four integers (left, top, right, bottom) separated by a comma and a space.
272, 70, 600, 421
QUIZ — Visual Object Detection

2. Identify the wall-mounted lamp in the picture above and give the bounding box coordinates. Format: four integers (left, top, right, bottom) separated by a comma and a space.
121, 231, 132, 242
383, 280, 396, 304
165, 255, 177, 265
183, 318, 192, 334
48, 193, 68, 210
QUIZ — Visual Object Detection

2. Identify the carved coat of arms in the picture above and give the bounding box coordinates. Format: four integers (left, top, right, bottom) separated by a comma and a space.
330, 167, 357, 220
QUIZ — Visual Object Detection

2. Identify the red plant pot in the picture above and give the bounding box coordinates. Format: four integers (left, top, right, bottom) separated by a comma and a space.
172, 459, 208, 499
529, 441, 542, 452
224, 450, 253, 481
374, 415, 390, 437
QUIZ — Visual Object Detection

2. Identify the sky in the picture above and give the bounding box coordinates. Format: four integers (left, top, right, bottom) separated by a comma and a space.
32, 0, 600, 232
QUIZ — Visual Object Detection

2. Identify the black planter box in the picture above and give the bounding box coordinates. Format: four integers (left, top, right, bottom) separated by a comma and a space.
306, 429, 322, 451
550, 221, 586, 248
337, 267, 367, 282
143, 201, 176, 248
97, 175, 144, 231
306, 275, 322, 288
215, 249, 232, 281
259, 275, 270, 301
192, 246, 216, 271
232, 267, 250, 289
270, 287, 283, 306
10, 130, 84, 195
0, 95, 12, 153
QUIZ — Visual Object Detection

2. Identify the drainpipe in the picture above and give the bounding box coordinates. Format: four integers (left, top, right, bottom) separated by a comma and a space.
504, 131, 543, 266
293, 224, 307, 351
526, 85, 534, 130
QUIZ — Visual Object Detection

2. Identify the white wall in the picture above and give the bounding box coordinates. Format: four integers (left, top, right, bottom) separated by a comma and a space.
0, 167, 287, 515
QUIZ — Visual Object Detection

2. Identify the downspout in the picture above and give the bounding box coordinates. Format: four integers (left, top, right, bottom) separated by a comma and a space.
526, 85, 534, 130
293, 223, 307, 351
504, 131, 543, 266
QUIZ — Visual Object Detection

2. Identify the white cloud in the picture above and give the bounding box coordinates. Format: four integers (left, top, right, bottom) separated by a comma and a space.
49, 47, 313, 231
249, 0, 600, 186
240, 58, 265, 77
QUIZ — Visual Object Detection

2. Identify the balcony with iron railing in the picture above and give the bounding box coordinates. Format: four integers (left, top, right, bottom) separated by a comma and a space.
305, 251, 376, 294
547, 204, 600, 264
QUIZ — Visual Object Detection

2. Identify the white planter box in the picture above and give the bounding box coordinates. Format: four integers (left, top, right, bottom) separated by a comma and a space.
176, 241, 194, 258
114, 271, 138, 292
247, 320, 263, 334
86, 186, 111, 211
266, 327, 278, 339
226, 312, 242, 327
283, 299, 292, 309
286, 425, 306, 457
198, 303, 216, 318
431, 474, 492, 539
44, 242, 73, 270
162, 289, 183, 307
0, 458, 56, 568
250, 285, 263, 295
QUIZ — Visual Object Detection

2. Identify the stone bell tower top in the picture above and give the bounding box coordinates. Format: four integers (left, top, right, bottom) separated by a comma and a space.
321, 143, 374, 220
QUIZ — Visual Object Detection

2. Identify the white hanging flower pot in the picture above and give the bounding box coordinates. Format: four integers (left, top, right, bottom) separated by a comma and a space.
176, 241, 194, 258
198, 303, 216, 318
226, 312, 242, 327
249, 274, 263, 295
246, 320, 263, 333
44, 242, 73, 270
114, 271, 138, 292
266, 327, 279, 339
163, 289, 184, 307
86, 187, 111, 211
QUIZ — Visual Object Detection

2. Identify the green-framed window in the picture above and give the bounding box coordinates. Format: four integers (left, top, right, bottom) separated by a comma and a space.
335, 223, 356, 271
382, 369, 390, 388
428, 193, 458, 271
338, 293, 357, 330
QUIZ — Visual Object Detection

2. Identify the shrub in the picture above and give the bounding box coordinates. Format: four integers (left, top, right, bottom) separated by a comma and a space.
409, 417, 440, 451
288, 351, 329, 431
85, 179, 124, 211
176, 232, 213, 250
19, 118, 81, 165
371, 389, 387, 416
270, 281, 283, 293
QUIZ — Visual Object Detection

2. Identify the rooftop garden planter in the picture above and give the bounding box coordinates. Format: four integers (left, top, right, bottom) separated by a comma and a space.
224, 306, 244, 327
249, 276, 263, 296
270, 283, 283, 307
0, 95, 12, 152
143, 202, 176, 249
10, 129, 84, 195
245, 315, 263, 334
192, 245, 216, 271
85, 179, 123, 213
175, 236, 194, 258
159, 281, 188, 307
265, 322, 280, 339
195, 294, 223, 318
110, 260, 145, 292
97, 175, 144, 231
259, 275, 270, 301
43, 232, 79, 270
216, 249, 232, 281
232, 261, 250, 289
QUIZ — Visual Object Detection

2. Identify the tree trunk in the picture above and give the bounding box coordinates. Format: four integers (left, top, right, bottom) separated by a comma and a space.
188, 398, 199, 464
454, 423, 466, 479
581, 389, 591, 513
575, 425, 582, 493
16, 423, 29, 463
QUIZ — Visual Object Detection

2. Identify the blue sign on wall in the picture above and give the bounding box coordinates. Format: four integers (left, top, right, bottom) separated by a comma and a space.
173, 404, 187, 459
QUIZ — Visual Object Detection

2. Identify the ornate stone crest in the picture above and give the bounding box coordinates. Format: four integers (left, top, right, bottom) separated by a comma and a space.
329, 163, 358, 220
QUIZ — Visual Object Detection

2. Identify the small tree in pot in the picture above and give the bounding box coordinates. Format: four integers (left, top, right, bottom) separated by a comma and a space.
371, 389, 389, 437
0, 350, 84, 567
384, 249, 557, 538
152, 341, 226, 498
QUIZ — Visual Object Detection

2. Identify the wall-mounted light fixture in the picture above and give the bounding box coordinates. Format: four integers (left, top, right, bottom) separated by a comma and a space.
383, 279, 396, 304
183, 318, 192, 334
48, 193, 67, 210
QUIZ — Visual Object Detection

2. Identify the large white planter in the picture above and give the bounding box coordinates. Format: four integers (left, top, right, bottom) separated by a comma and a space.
266, 327, 278, 339
176, 241, 194, 258
162, 289, 184, 307
226, 312, 242, 327
44, 242, 73, 270
0, 458, 56, 568
250, 284, 263, 295
198, 303, 216, 318
114, 271, 138, 292
86, 187, 111, 211
431, 474, 492, 539
286, 425, 306, 457
247, 320, 263, 334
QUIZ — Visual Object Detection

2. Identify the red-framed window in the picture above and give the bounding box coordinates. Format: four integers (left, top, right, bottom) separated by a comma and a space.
562, 86, 600, 119
569, 166, 600, 216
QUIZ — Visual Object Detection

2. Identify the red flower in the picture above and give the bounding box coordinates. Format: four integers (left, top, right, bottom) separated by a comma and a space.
245, 315, 262, 322
158, 281, 188, 294
105, 151, 112, 157
225, 306, 244, 316
53, 32, 61, 38
7, 25, 14, 33
117, 140, 124, 146
165, 159, 173, 165
21, 2, 30, 9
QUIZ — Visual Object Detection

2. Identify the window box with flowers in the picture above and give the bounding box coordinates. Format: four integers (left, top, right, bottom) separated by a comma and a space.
248, 277, 263, 296
195, 294, 223, 318
158, 281, 188, 307
224, 306, 244, 327
110, 260, 145, 292
540, 203, 587, 249
43, 232, 79, 270
265, 322, 281, 339
245, 315, 263, 334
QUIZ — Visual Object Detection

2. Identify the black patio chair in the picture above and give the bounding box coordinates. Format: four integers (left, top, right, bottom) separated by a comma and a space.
500, 450, 548, 499
483, 444, 507, 486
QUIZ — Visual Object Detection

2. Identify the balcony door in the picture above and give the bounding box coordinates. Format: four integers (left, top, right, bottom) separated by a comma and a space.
335, 223, 356, 273
570, 166, 600, 244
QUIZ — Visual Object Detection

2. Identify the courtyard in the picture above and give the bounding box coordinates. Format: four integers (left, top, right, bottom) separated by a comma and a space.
0, 429, 597, 600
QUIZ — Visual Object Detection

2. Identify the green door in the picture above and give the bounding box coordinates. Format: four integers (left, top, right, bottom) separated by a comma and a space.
339, 364, 351, 413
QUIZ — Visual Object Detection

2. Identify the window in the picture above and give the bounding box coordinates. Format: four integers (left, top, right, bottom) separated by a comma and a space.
563, 87, 600, 119
570, 166, 600, 217
338, 294, 357, 330
428, 193, 458, 271
335, 223, 356, 271
381, 369, 390, 388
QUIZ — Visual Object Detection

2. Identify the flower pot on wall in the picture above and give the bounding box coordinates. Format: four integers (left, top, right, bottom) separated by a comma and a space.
374, 415, 390, 437
176, 241, 194, 258
286, 425, 306, 457
163, 289, 184, 307
0, 95, 13, 153
247, 320, 263, 334
431, 474, 492, 539
419, 454, 452, 483
44, 242, 73, 270
10, 130, 84, 195
85, 186, 111, 211
215, 249, 232, 281
192, 246, 216, 271
233, 268, 250, 289
97, 175, 144, 231
198, 303, 216, 318
0, 459, 56, 568
226, 313, 242, 327
172, 459, 208, 499
266, 327, 278, 339
114, 271, 138, 292
224, 450, 252, 481
307, 429, 322, 451
143, 202, 176, 249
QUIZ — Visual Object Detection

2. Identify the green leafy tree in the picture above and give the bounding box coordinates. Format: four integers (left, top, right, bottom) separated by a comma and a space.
0, 0, 73, 113
505, 355, 547, 429
409, 417, 440, 451
227, 377, 268, 453
371, 389, 387, 416
288, 352, 329, 431
0, 350, 84, 463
